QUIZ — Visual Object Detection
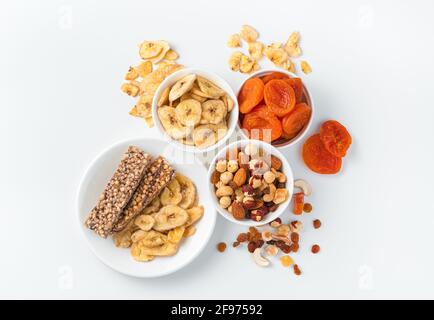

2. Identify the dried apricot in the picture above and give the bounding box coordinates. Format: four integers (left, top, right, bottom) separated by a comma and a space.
242, 105, 283, 142
302, 134, 342, 174
264, 80, 296, 117
283, 78, 303, 103
238, 78, 264, 114
320, 120, 352, 157
261, 72, 288, 84
293, 192, 304, 215
281, 102, 312, 140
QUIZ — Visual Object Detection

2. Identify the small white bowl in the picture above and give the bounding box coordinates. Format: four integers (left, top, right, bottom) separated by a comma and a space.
152, 68, 239, 154
208, 139, 294, 227
236, 68, 315, 150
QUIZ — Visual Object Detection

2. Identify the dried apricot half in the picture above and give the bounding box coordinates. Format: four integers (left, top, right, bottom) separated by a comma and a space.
281, 102, 312, 140
238, 78, 264, 114
261, 72, 288, 84
264, 79, 296, 117
320, 120, 352, 157
283, 77, 303, 103
302, 134, 342, 174
242, 105, 282, 142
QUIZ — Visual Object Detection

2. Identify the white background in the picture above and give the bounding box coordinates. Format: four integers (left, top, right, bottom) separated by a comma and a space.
1, 0, 434, 299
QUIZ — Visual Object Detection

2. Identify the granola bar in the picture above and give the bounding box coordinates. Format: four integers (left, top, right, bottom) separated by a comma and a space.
112, 156, 175, 232
85, 146, 152, 238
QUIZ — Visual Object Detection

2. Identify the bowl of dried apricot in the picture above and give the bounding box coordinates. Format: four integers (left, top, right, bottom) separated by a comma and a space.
208, 139, 294, 226
152, 68, 238, 153
237, 69, 314, 149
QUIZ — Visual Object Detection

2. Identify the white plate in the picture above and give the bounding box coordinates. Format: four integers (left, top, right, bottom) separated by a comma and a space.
76, 138, 216, 278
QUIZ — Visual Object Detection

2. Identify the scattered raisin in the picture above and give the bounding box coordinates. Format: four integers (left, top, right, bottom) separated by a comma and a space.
257, 240, 265, 248
237, 233, 248, 242
303, 203, 313, 213
290, 232, 299, 243
291, 243, 299, 253
311, 244, 320, 254
232, 241, 240, 248
217, 242, 227, 252
293, 264, 302, 276
281, 245, 291, 254
313, 219, 322, 229
247, 241, 256, 253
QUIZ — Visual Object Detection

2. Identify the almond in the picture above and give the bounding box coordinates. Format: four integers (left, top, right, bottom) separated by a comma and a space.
231, 201, 246, 220
270, 155, 282, 170
210, 170, 220, 184
233, 167, 247, 187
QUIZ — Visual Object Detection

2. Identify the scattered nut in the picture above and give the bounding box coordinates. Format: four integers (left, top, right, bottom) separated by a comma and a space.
252, 248, 270, 267
294, 179, 312, 196
277, 224, 290, 237
227, 160, 239, 173
231, 201, 246, 220
290, 221, 303, 233
216, 159, 227, 173
263, 171, 276, 184
263, 184, 276, 202
216, 185, 234, 197
244, 143, 259, 156
219, 196, 232, 209
249, 175, 262, 189
270, 218, 282, 228
233, 168, 247, 187
273, 188, 288, 204
220, 171, 233, 185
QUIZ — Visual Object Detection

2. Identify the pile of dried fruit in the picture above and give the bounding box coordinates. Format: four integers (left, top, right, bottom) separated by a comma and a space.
239, 72, 312, 144
120, 40, 183, 127
156, 73, 234, 148
211, 143, 288, 222
217, 179, 321, 276
302, 120, 352, 174
227, 25, 311, 75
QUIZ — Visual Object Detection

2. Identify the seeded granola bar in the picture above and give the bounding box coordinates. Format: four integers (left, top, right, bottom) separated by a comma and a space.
85, 146, 152, 238
112, 156, 175, 232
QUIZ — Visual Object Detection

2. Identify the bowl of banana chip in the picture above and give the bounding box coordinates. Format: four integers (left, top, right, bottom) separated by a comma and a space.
152, 68, 238, 153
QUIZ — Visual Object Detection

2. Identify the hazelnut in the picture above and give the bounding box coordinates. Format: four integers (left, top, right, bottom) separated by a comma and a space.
215, 181, 225, 189
244, 143, 259, 156
228, 205, 233, 213
238, 151, 249, 165
263, 171, 276, 184
263, 184, 276, 202
249, 175, 262, 189
216, 159, 227, 173
220, 171, 233, 184
227, 160, 239, 173
242, 196, 256, 209
216, 185, 234, 197
273, 188, 288, 204
219, 196, 232, 209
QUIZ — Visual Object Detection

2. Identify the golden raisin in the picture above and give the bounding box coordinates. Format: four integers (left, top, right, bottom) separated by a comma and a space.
311, 244, 320, 254
280, 255, 294, 267
290, 232, 299, 243
217, 242, 227, 252
293, 264, 302, 276
233, 241, 240, 248
303, 203, 313, 213
313, 219, 322, 229
247, 241, 257, 253
237, 233, 248, 242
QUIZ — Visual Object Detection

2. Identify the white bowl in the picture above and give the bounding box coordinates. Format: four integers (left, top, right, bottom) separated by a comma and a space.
76, 137, 217, 278
207, 139, 294, 227
236, 68, 315, 150
152, 68, 239, 154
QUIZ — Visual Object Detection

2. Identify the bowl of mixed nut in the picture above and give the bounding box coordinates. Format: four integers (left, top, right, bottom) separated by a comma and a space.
152, 68, 239, 153
208, 139, 293, 226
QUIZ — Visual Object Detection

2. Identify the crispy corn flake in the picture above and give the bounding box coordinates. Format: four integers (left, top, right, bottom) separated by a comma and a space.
228, 51, 243, 72
240, 54, 255, 73
227, 34, 242, 48
300, 60, 312, 74
248, 42, 264, 60
240, 25, 259, 43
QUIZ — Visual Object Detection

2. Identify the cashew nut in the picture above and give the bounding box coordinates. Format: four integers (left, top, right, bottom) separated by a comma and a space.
252, 248, 270, 267
262, 184, 276, 202
294, 179, 312, 196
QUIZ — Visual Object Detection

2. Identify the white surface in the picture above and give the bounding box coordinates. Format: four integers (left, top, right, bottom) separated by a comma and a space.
208, 140, 294, 226
77, 138, 216, 278
152, 68, 239, 153
1, 0, 434, 299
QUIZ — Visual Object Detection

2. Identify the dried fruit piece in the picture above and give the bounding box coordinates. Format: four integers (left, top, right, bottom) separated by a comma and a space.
183, 225, 196, 237
134, 215, 155, 231
237, 233, 248, 242
192, 125, 217, 149
261, 72, 288, 84
284, 32, 302, 58
265, 245, 278, 256
217, 242, 227, 252
228, 51, 243, 71
280, 255, 294, 267
270, 217, 282, 228
227, 34, 241, 48
240, 54, 256, 73
270, 155, 282, 170
281, 102, 312, 140
320, 120, 352, 157
311, 244, 320, 254
164, 49, 179, 61
313, 219, 321, 229
264, 79, 296, 117
303, 134, 342, 174
231, 201, 246, 220
168, 226, 185, 243
261, 230, 273, 242
139, 40, 166, 59
136, 61, 153, 77
290, 232, 299, 243
293, 192, 304, 215
303, 203, 313, 213
293, 264, 302, 275
201, 99, 227, 124
175, 99, 202, 127
248, 42, 264, 60
242, 105, 283, 142
153, 205, 188, 232
240, 25, 259, 43
197, 76, 225, 99
233, 241, 240, 247
125, 67, 139, 80
121, 82, 140, 97
264, 46, 288, 66
238, 78, 264, 114
300, 60, 312, 74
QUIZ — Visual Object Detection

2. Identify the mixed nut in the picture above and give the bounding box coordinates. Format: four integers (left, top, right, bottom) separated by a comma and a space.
211, 143, 289, 222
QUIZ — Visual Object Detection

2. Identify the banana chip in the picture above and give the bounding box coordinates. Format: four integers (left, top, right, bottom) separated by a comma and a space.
239, 54, 255, 73
227, 34, 241, 48
168, 226, 186, 244
228, 51, 243, 72
125, 67, 139, 80
301, 60, 312, 74
136, 61, 153, 77
248, 42, 264, 60
164, 49, 179, 61
240, 25, 259, 43
264, 46, 288, 66
183, 226, 197, 238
